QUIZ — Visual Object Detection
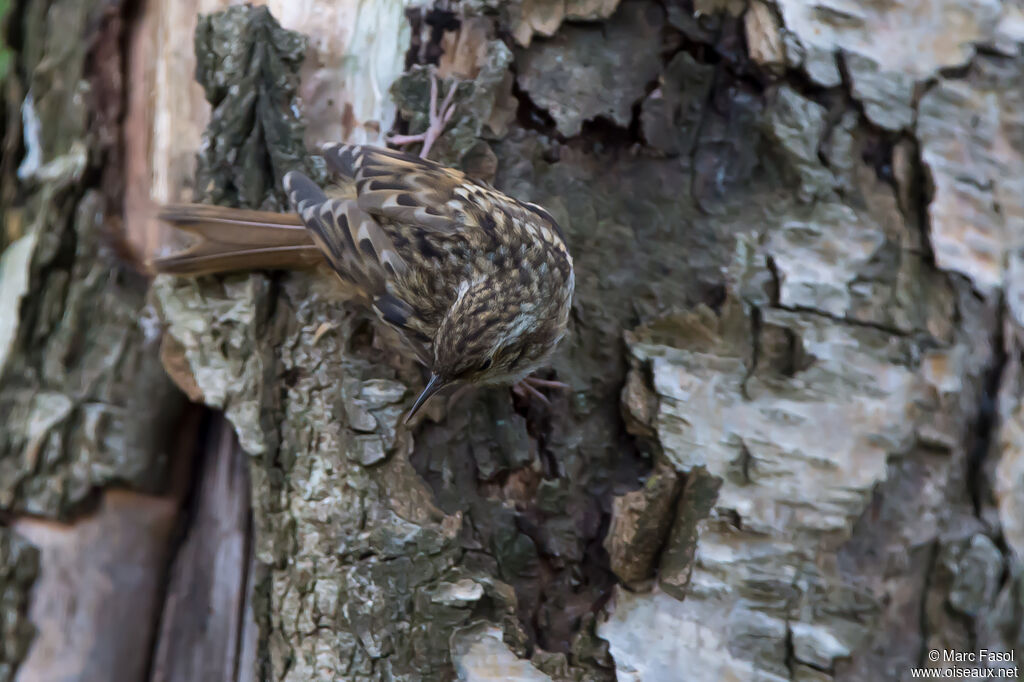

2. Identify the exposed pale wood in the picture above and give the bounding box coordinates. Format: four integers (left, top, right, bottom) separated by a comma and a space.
150, 417, 252, 682
13, 492, 178, 682
124, 0, 416, 266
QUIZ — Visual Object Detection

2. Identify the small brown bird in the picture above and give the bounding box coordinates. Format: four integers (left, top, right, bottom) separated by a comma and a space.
154, 144, 575, 421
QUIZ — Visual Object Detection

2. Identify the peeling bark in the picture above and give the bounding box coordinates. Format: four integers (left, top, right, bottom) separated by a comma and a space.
138, 0, 1024, 678
4, 0, 1024, 681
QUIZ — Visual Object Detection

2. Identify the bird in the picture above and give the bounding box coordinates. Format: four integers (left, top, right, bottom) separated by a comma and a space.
152, 143, 575, 422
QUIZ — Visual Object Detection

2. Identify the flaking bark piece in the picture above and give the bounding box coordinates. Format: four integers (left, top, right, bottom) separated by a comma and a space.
604, 462, 682, 586
193, 5, 316, 211
640, 52, 714, 157
463, 0, 622, 47
658, 467, 722, 599
515, 0, 665, 137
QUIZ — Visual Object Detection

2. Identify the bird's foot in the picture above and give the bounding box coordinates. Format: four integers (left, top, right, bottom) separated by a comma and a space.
512, 375, 571, 406
387, 72, 458, 160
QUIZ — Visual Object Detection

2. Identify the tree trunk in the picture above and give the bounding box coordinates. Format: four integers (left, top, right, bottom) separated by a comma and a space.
2, 1, 1023, 681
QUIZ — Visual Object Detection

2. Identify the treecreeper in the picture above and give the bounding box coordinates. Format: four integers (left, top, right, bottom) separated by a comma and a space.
153, 144, 575, 421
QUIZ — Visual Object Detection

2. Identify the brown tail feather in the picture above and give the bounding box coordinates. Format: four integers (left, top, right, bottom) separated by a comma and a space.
151, 203, 324, 276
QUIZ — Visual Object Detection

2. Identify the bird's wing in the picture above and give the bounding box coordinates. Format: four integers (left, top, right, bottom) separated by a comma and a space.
321, 143, 489, 233
284, 170, 431, 360
322, 143, 567, 248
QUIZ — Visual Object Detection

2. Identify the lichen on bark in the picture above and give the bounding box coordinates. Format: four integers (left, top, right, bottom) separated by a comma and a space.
593, 9, 1016, 680
0, 528, 38, 682
193, 5, 320, 210
0, 4, 185, 680
155, 6, 529, 680
0, 0, 180, 518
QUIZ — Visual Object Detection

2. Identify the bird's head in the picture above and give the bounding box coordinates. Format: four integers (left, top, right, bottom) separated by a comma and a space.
405, 278, 568, 422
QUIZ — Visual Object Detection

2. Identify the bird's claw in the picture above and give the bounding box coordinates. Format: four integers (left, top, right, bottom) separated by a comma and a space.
387, 72, 458, 160
512, 375, 571, 406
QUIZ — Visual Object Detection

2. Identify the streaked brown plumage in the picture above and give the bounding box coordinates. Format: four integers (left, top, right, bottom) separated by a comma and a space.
153, 144, 575, 420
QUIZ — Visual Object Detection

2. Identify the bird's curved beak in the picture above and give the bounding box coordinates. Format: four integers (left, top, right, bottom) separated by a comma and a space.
405, 373, 446, 423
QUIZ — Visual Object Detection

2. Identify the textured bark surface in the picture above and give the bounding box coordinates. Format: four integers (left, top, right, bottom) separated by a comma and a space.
0, 529, 38, 682
3, 1, 1024, 681
153, 1, 1024, 680
0, 0, 180, 517
0, 1, 184, 680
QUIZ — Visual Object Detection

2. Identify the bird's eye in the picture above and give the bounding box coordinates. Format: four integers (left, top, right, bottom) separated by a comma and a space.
478, 357, 493, 371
